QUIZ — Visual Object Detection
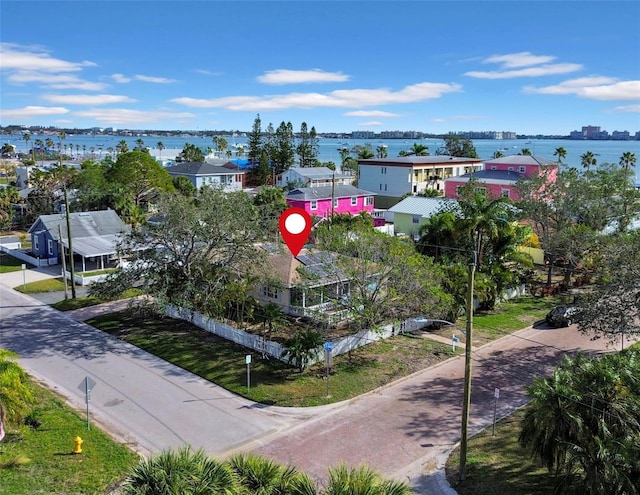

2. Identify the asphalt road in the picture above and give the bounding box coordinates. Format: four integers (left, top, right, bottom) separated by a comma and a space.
0, 279, 618, 494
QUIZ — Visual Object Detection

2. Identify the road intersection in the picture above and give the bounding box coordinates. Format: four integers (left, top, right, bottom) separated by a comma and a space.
0, 275, 615, 493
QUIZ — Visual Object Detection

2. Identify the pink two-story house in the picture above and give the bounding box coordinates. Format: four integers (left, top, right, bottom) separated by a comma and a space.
286, 184, 376, 218
444, 155, 558, 201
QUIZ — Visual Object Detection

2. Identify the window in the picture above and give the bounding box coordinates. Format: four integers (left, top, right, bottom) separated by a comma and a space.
333, 198, 339, 208
379, 183, 383, 191
310, 200, 318, 210
381, 166, 386, 174
350, 197, 357, 206
365, 196, 374, 206
34, 235, 39, 251
412, 215, 420, 224
48, 239, 54, 255
501, 189, 510, 198
455, 186, 463, 196
474, 187, 487, 196
262, 285, 279, 299
519, 166, 526, 173
508, 167, 514, 172
384, 184, 387, 191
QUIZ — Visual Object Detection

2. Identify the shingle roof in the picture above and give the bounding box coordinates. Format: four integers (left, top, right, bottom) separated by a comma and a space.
388, 197, 455, 218
30, 210, 128, 240
286, 185, 376, 201
165, 161, 244, 175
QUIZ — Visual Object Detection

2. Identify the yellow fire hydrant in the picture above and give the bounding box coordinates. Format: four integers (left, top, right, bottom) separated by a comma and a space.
74, 436, 83, 454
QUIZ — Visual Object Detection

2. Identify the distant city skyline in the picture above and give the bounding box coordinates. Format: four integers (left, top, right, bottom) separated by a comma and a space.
1, 2, 639, 134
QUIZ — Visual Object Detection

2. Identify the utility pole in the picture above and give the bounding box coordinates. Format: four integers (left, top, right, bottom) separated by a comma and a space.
63, 187, 76, 299
459, 254, 476, 481
58, 224, 68, 300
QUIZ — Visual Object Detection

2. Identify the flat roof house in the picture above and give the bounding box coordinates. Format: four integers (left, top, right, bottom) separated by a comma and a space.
357, 156, 483, 208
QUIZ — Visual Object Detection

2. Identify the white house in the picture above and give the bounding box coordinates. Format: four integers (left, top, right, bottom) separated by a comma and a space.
277, 167, 353, 189
164, 160, 245, 191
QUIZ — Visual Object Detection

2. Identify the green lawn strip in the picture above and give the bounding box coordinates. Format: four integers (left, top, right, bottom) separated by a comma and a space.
0, 380, 139, 495
87, 310, 457, 407
445, 408, 556, 495
51, 289, 143, 311
0, 252, 30, 273
431, 296, 561, 345
15, 277, 69, 293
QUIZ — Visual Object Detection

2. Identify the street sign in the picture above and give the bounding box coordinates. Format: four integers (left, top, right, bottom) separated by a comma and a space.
494, 387, 500, 399
452, 335, 460, 351
324, 341, 334, 352
245, 354, 252, 365
78, 376, 97, 393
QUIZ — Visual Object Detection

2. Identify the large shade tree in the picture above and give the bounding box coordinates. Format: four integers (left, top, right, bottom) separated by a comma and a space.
91, 187, 266, 317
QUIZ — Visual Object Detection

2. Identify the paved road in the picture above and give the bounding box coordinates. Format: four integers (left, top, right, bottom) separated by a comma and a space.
0, 285, 320, 458
0, 274, 619, 494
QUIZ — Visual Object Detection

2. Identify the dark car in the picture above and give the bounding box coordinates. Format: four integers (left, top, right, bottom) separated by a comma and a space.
545, 305, 579, 328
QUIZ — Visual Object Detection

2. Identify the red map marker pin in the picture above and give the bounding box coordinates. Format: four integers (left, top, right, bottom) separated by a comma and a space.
279, 207, 312, 256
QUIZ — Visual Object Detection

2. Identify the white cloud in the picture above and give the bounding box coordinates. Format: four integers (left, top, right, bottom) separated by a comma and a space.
73, 108, 196, 125
606, 104, 640, 113
171, 82, 462, 111
41, 94, 136, 105
134, 75, 178, 84
344, 110, 401, 117
524, 78, 640, 100
357, 121, 383, 127
0, 106, 70, 119
0, 42, 96, 72
482, 52, 557, 68
194, 69, 221, 76
111, 73, 132, 83
7, 71, 108, 91
430, 118, 446, 123
257, 69, 350, 85
465, 63, 582, 79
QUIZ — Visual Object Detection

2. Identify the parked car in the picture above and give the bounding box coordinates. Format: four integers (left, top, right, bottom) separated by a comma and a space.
545, 305, 580, 328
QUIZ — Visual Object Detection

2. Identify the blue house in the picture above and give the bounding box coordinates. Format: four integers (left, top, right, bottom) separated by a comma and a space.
28, 209, 129, 270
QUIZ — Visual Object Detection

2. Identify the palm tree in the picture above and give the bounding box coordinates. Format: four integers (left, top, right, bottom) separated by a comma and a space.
376, 144, 388, 158
122, 446, 240, 494
135, 138, 145, 151
34, 139, 44, 160
520, 148, 532, 156
553, 146, 567, 164
324, 464, 413, 495
0, 349, 35, 427
22, 132, 33, 163
116, 140, 129, 155
228, 453, 316, 495
283, 329, 323, 372
619, 151, 636, 171
492, 150, 504, 159
408, 143, 429, 156
45, 137, 54, 152
57, 131, 66, 165
260, 302, 286, 338
157, 141, 164, 161
580, 151, 597, 172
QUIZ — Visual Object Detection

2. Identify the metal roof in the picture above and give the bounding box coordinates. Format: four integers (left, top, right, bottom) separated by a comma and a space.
484, 155, 558, 166
165, 161, 244, 176
286, 184, 376, 201
388, 197, 455, 218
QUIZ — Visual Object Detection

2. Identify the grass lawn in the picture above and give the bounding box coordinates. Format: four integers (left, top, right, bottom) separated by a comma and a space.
432, 296, 561, 346
445, 408, 556, 495
0, 380, 139, 495
87, 309, 458, 407
15, 277, 70, 293
0, 252, 30, 273
52, 289, 143, 311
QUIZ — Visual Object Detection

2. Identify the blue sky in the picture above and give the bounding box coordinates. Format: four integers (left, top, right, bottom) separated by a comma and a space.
1, 1, 639, 135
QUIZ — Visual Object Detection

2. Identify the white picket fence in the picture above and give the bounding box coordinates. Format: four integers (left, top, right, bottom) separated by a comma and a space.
0, 246, 57, 267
